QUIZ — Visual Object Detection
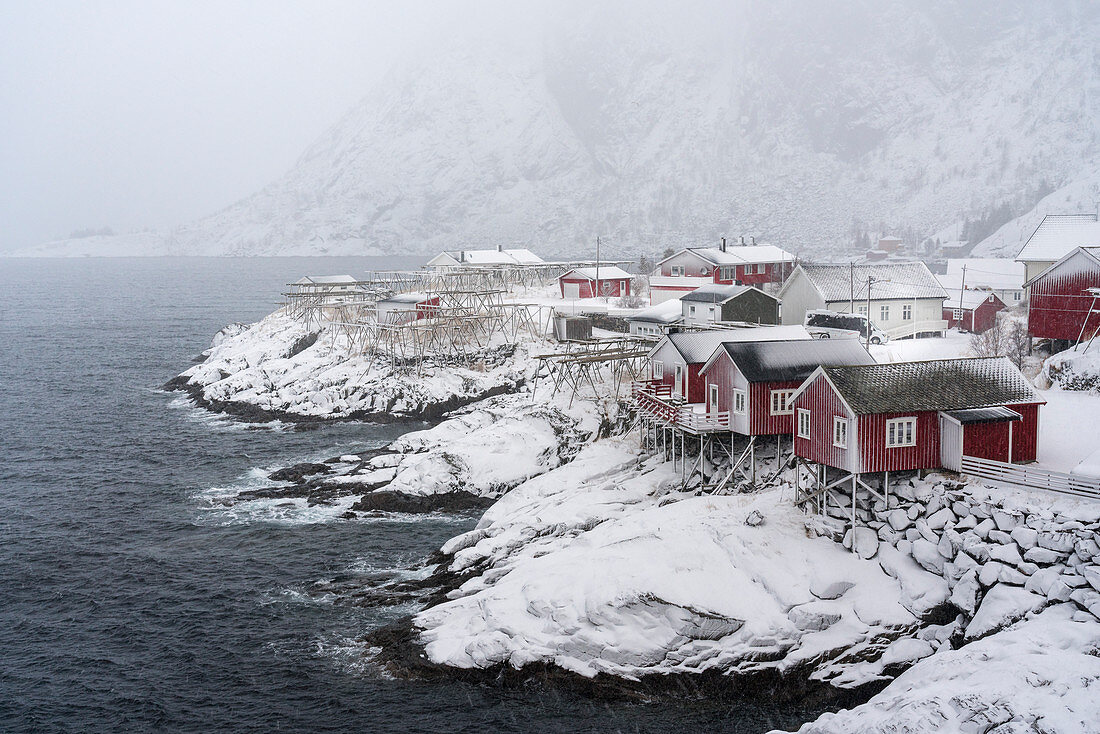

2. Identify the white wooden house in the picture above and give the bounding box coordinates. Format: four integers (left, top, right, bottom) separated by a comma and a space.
778, 262, 948, 340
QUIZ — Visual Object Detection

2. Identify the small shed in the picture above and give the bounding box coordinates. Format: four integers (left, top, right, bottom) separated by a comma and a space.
628, 300, 684, 337
376, 292, 440, 324
553, 315, 592, 342
680, 284, 780, 327
1023, 246, 1100, 345
942, 289, 1006, 333
789, 357, 1044, 475
558, 267, 634, 299
292, 275, 360, 293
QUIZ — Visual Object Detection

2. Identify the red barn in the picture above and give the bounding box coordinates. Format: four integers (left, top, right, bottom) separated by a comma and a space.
1024, 246, 1100, 345
699, 338, 873, 437
790, 357, 1043, 475
943, 289, 1006, 333
645, 326, 813, 403
558, 266, 633, 299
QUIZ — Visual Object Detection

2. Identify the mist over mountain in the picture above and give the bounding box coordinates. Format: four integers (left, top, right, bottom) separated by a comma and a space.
22, 0, 1100, 258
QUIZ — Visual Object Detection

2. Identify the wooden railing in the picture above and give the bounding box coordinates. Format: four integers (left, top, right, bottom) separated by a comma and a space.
632, 381, 730, 433
960, 456, 1100, 500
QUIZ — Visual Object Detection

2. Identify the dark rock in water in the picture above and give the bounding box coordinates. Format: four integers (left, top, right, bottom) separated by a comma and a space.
351, 490, 493, 514
268, 462, 331, 483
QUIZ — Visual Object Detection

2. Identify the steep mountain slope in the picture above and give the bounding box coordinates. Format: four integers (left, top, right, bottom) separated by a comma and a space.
21, 0, 1100, 258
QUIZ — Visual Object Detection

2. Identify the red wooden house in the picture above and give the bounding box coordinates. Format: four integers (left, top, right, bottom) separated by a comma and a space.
789, 357, 1043, 476
1024, 246, 1100, 346
943, 288, 1006, 333
648, 238, 796, 304
698, 338, 873, 437
646, 326, 813, 403
558, 266, 634, 299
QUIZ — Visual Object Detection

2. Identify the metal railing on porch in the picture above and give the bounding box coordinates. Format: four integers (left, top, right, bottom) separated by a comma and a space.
631, 380, 730, 433
960, 456, 1100, 500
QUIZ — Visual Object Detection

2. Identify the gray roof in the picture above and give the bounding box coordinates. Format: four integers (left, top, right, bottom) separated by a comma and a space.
945, 407, 1022, 424
714, 338, 874, 382
1016, 214, 1100, 262
680, 284, 768, 304
791, 263, 948, 302
656, 326, 812, 364
822, 357, 1043, 414
685, 245, 795, 265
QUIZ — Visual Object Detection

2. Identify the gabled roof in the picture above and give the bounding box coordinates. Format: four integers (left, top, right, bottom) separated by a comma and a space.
628, 300, 684, 324
943, 259, 1025, 291
1016, 214, 1100, 263
295, 274, 358, 285
820, 357, 1043, 415
559, 266, 634, 281
430, 248, 545, 266
705, 338, 873, 382
379, 292, 431, 305
942, 288, 1004, 311
658, 244, 796, 267
680, 284, 775, 304
651, 325, 811, 364
1022, 246, 1100, 288
781, 262, 948, 302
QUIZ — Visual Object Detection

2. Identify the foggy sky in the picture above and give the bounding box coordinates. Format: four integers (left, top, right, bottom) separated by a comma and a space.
0, 1, 449, 252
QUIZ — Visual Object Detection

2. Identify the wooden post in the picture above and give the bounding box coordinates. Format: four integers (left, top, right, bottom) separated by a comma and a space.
851, 473, 858, 550
884, 471, 890, 506
750, 437, 756, 486
1008, 421, 1014, 463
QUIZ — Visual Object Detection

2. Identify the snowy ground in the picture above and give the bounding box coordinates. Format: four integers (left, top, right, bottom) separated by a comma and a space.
868, 330, 973, 364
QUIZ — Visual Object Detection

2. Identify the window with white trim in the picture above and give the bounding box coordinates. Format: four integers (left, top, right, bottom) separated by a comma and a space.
652, 361, 663, 379
880, 305, 890, 321
902, 304, 912, 320
770, 389, 795, 415
709, 384, 719, 412
732, 389, 746, 414
670, 265, 684, 276
720, 266, 735, 280
1013, 291, 1022, 301
857, 305, 868, 316
689, 305, 696, 315
886, 417, 917, 448
833, 416, 848, 448
952, 308, 964, 320
797, 409, 811, 438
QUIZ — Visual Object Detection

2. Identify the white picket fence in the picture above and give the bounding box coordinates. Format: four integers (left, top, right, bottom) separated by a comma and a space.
960, 456, 1100, 500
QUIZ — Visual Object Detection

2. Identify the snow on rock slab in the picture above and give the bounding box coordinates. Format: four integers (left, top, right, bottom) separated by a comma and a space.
172, 310, 528, 421
964, 583, 1046, 641
414, 452, 940, 687
780, 605, 1100, 734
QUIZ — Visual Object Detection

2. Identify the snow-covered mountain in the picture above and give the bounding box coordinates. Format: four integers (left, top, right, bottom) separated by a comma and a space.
19, 0, 1100, 258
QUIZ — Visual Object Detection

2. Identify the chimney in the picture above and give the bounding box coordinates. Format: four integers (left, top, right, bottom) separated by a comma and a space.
739, 236, 746, 245
460, 250, 465, 263
497, 244, 503, 252
720, 237, 727, 253
750, 236, 756, 245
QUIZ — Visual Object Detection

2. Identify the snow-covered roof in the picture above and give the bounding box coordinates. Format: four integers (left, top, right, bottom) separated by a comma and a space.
430, 249, 545, 266
559, 266, 634, 281
684, 245, 796, 266
1023, 246, 1100, 288
820, 357, 1043, 415
295, 274, 358, 285
942, 288, 1003, 311
379, 292, 431, 305
653, 325, 812, 364
943, 259, 1025, 291
628, 300, 684, 324
783, 262, 947, 302
1016, 214, 1100, 262
707, 338, 873, 382
680, 284, 775, 304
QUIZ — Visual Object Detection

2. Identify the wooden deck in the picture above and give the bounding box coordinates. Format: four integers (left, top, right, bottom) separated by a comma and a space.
632, 380, 730, 434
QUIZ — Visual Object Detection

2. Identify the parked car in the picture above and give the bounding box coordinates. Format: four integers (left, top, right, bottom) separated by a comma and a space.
804, 309, 888, 344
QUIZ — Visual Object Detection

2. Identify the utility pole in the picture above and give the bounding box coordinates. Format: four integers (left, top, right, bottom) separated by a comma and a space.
596, 236, 601, 298
959, 264, 967, 308
865, 276, 874, 349
849, 262, 855, 312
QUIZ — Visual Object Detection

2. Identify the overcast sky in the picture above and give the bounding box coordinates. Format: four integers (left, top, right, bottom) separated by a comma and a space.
0, 1, 450, 252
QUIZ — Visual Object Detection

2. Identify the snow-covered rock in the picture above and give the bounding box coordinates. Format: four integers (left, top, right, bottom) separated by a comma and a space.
784, 605, 1100, 734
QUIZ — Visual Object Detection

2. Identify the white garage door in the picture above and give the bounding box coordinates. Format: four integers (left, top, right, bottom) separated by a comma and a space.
564, 282, 581, 299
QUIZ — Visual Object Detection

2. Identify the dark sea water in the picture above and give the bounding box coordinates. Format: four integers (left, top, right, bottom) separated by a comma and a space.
0, 258, 830, 733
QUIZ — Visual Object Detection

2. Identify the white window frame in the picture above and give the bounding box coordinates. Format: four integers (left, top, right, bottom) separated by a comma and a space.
709, 383, 719, 413
720, 266, 735, 281
689, 305, 696, 315
770, 389, 795, 415
902, 304, 912, 321
952, 308, 964, 320
886, 417, 917, 448
652, 361, 663, 379
732, 389, 746, 415
1013, 291, 1022, 301
670, 265, 684, 276
833, 416, 848, 448
857, 305, 868, 316
880, 305, 890, 321
797, 409, 811, 438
